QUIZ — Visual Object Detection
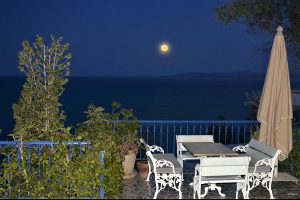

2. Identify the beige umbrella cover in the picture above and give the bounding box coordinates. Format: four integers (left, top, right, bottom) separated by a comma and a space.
257, 26, 293, 161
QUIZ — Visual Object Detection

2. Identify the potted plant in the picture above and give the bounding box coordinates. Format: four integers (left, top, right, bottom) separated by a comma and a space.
111, 102, 140, 179
136, 160, 149, 179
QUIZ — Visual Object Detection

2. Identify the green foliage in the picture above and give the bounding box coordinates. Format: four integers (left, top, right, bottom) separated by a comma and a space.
244, 90, 261, 120
111, 102, 140, 155
244, 89, 262, 143
1, 35, 112, 198
76, 102, 139, 198
2, 34, 139, 198
280, 127, 300, 177
0, 101, 139, 199
216, 0, 300, 60
0, 143, 104, 198
251, 128, 260, 140
12, 35, 71, 141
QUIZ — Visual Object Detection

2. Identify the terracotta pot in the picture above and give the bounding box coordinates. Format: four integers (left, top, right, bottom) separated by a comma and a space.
122, 150, 137, 179
137, 161, 149, 179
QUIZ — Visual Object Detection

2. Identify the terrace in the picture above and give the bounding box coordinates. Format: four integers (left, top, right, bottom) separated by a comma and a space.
0, 120, 299, 199
127, 120, 300, 199
122, 174, 300, 199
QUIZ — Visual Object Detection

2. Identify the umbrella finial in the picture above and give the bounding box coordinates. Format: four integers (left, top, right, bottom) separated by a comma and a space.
277, 26, 283, 35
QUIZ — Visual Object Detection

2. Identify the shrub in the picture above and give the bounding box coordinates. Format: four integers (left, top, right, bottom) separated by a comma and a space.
76, 102, 139, 198
0, 141, 104, 199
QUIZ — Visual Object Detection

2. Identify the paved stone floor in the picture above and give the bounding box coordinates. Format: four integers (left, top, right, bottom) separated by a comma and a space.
122, 174, 300, 199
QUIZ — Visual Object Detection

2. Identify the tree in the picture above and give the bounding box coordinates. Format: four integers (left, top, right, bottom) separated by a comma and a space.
216, 0, 300, 61
244, 90, 261, 120
12, 35, 71, 141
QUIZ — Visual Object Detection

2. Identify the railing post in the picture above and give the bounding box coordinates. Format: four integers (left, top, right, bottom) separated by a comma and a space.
99, 151, 105, 199
27, 145, 31, 176
137, 120, 259, 159
139, 124, 143, 159
146, 124, 149, 145
7, 154, 11, 198
166, 123, 169, 153
237, 123, 240, 144
218, 123, 221, 143
173, 122, 176, 153
243, 125, 246, 144
225, 123, 228, 145
153, 123, 156, 145
17, 145, 21, 198
231, 123, 234, 144
69, 143, 73, 198
38, 145, 42, 178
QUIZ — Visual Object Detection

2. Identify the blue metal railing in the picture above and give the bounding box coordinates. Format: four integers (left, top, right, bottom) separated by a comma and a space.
0, 120, 264, 195
0, 141, 105, 199
138, 120, 259, 159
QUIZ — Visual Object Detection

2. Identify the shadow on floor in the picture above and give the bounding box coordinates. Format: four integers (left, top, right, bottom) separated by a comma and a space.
122, 174, 300, 199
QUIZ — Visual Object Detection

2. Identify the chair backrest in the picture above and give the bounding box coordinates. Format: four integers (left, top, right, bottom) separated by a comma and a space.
145, 148, 176, 175
199, 156, 251, 177
246, 139, 281, 165
140, 138, 150, 151
176, 135, 214, 156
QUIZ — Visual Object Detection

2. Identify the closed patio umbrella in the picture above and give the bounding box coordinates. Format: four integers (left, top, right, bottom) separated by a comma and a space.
257, 26, 293, 161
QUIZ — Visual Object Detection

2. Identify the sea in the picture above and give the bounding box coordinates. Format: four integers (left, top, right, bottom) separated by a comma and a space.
0, 76, 299, 138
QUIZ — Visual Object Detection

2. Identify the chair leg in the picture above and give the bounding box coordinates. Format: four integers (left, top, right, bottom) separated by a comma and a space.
236, 182, 246, 199
242, 183, 248, 199
146, 161, 152, 181
197, 183, 202, 199
193, 177, 197, 199
177, 158, 184, 180
154, 182, 160, 199
246, 181, 251, 199
154, 191, 159, 199
193, 179, 201, 199
267, 181, 274, 199
179, 191, 182, 199
236, 183, 239, 199
146, 170, 152, 181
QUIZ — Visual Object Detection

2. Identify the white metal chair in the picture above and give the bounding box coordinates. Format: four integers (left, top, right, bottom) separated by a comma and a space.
193, 156, 251, 199
140, 138, 183, 199
146, 150, 183, 199
140, 138, 165, 181
176, 135, 214, 167
233, 139, 281, 199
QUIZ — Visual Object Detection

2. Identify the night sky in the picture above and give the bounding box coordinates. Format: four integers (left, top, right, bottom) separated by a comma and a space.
0, 0, 292, 77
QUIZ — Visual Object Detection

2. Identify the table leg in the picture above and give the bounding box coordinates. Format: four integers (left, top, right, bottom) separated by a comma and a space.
201, 184, 225, 198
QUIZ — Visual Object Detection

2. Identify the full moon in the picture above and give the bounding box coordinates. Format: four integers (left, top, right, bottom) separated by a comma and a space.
160, 44, 169, 52
159, 42, 170, 54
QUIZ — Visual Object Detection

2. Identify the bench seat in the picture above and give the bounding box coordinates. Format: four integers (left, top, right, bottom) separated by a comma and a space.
151, 153, 183, 174
248, 161, 272, 173
193, 156, 251, 199
233, 139, 282, 199
201, 175, 246, 183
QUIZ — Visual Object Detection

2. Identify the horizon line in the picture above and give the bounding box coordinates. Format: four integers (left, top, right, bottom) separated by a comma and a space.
0, 70, 269, 78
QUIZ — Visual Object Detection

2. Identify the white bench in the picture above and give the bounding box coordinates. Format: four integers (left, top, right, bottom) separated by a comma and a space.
140, 139, 183, 199
176, 135, 214, 168
193, 156, 251, 199
233, 139, 281, 199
